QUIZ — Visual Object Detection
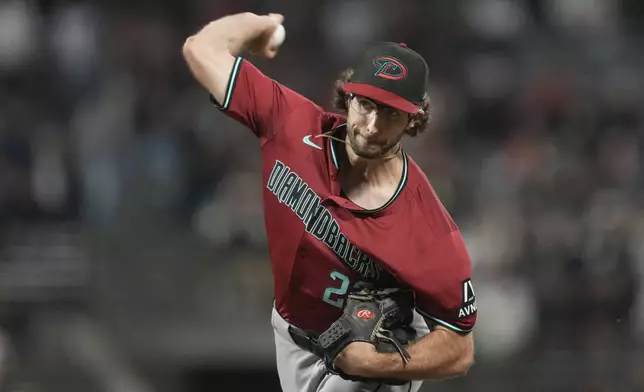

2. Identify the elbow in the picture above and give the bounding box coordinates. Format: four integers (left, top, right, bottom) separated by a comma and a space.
182, 19, 230, 62
182, 36, 197, 62
182, 35, 209, 72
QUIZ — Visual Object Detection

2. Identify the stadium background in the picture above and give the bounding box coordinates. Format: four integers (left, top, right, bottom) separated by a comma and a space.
1, 0, 643, 391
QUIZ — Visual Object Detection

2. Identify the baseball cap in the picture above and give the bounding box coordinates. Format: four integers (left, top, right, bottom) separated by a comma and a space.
343, 42, 429, 114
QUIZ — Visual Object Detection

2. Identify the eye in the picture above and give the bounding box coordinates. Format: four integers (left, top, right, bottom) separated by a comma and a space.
358, 98, 377, 111
383, 108, 401, 118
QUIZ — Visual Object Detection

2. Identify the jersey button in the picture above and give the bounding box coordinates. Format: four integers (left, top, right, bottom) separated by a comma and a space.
298, 246, 308, 258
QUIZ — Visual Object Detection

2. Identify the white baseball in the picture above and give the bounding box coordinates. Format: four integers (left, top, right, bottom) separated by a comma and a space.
269, 24, 286, 48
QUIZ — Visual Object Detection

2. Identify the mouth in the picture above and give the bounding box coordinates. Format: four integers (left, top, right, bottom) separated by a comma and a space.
353, 131, 384, 146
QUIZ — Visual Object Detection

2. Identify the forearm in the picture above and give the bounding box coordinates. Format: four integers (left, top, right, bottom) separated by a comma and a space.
187, 13, 265, 57
369, 328, 474, 380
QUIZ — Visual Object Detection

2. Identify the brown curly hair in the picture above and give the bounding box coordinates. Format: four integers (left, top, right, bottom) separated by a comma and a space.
332, 68, 432, 137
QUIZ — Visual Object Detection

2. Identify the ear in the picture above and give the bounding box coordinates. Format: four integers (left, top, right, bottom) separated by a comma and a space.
407, 114, 419, 127
408, 106, 426, 125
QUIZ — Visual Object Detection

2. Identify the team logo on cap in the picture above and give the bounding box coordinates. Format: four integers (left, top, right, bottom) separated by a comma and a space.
373, 56, 407, 80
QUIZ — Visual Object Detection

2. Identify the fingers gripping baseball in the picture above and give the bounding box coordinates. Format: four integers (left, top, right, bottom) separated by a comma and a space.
245, 13, 285, 59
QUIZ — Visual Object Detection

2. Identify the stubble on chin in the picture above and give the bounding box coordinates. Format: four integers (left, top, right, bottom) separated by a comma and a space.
347, 125, 399, 160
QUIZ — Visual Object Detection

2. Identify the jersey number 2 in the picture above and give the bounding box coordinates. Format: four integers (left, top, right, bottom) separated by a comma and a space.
322, 270, 368, 308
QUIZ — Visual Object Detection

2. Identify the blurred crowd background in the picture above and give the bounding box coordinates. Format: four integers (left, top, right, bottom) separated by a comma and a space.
1, 0, 644, 391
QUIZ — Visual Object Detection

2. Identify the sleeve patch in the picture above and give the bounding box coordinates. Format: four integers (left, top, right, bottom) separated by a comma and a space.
456, 278, 477, 319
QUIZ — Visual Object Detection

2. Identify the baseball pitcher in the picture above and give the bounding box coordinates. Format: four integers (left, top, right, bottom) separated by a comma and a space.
183, 12, 477, 392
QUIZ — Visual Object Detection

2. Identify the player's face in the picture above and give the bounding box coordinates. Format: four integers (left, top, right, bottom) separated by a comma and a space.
346, 95, 410, 159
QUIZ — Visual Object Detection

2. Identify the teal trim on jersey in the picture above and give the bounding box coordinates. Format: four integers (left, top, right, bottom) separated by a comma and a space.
329, 123, 345, 169
329, 126, 409, 213
363, 150, 408, 213
221, 56, 243, 110
418, 309, 474, 334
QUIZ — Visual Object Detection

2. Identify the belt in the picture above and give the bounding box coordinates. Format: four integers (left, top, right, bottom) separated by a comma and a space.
288, 325, 324, 357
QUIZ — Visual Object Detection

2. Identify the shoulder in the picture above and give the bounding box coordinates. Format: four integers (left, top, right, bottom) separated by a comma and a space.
320, 112, 347, 134
400, 154, 458, 240
228, 57, 327, 117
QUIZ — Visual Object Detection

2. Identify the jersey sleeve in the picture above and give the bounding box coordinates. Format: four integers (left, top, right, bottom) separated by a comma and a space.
210, 56, 311, 143
411, 230, 477, 334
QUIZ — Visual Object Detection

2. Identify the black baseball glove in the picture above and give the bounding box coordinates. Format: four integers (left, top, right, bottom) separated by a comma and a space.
317, 288, 417, 385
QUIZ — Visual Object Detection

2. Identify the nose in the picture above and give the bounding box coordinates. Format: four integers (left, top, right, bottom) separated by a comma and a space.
364, 113, 387, 137
364, 117, 378, 137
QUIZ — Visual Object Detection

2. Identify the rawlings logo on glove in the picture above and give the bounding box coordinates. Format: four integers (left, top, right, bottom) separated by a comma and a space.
356, 308, 375, 319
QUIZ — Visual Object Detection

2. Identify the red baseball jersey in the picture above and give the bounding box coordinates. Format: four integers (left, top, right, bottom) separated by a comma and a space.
211, 57, 477, 334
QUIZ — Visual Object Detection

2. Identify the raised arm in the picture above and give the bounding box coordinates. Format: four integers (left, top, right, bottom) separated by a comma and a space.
182, 12, 284, 104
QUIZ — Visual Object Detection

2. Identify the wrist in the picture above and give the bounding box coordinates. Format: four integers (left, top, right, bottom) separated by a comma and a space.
363, 351, 404, 378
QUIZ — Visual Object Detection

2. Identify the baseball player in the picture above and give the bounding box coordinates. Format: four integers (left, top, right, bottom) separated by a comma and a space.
183, 12, 477, 392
